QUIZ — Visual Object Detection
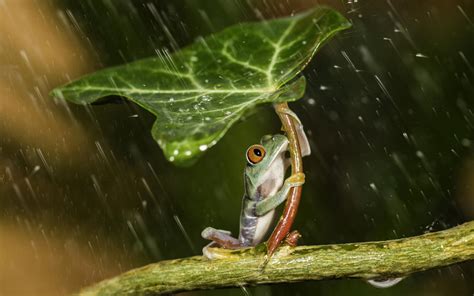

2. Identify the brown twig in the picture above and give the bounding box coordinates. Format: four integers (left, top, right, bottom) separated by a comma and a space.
267, 102, 304, 256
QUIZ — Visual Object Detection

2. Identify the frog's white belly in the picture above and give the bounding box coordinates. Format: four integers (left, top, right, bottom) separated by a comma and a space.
253, 209, 275, 244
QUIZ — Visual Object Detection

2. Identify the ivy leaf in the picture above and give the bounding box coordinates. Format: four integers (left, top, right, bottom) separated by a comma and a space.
51, 7, 350, 164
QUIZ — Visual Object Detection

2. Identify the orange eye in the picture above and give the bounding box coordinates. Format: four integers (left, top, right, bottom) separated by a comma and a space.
246, 144, 266, 164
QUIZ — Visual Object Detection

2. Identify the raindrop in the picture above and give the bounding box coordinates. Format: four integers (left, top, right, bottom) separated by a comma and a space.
415, 53, 429, 58
457, 5, 473, 26
451, 149, 460, 157
30, 165, 41, 176
369, 183, 378, 192
199, 145, 208, 151
173, 215, 196, 252
402, 132, 409, 141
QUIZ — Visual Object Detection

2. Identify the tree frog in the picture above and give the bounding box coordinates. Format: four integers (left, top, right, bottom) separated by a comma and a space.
201, 110, 310, 259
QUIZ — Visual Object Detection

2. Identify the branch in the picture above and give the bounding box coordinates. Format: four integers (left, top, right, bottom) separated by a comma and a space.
79, 221, 474, 295
268, 102, 305, 255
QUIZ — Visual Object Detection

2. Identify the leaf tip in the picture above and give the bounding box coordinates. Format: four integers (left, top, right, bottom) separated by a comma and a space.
49, 87, 64, 100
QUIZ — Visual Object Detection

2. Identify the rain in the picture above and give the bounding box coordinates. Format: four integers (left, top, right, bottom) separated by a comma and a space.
0, 0, 473, 295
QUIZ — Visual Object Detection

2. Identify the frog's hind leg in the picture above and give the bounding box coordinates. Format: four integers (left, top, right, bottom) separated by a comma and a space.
201, 227, 242, 259
202, 227, 240, 245
201, 227, 241, 247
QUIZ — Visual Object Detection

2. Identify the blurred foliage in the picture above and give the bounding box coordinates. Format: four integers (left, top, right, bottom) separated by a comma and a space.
1, 0, 473, 295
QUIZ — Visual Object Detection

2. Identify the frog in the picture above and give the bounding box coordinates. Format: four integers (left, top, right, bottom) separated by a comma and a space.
200, 110, 404, 289
201, 109, 311, 259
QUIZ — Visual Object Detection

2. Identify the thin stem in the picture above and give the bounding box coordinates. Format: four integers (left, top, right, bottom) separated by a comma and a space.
267, 102, 304, 256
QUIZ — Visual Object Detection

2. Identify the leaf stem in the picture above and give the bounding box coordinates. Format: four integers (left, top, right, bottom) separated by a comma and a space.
267, 102, 304, 256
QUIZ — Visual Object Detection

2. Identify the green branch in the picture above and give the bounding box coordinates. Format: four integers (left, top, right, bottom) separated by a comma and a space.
80, 221, 474, 295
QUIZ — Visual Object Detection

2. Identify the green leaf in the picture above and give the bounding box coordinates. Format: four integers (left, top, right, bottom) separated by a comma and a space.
51, 6, 350, 164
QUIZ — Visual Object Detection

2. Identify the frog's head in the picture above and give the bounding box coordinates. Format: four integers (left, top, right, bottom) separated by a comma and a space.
244, 134, 289, 196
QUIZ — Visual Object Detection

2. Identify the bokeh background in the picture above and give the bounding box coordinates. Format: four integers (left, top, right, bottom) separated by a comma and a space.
1, 0, 473, 295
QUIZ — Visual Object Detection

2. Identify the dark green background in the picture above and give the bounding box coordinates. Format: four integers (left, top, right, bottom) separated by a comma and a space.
2, 0, 473, 294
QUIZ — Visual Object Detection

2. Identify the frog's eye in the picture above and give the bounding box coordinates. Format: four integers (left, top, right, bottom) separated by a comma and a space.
246, 144, 266, 165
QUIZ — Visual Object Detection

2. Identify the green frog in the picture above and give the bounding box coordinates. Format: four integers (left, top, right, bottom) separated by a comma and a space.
201, 110, 310, 259
200, 109, 403, 288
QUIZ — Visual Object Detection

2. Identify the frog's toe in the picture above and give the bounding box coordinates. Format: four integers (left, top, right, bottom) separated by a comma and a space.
201, 227, 232, 239
202, 242, 219, 260
287, 172, 305, 186
201, 227, 215, 239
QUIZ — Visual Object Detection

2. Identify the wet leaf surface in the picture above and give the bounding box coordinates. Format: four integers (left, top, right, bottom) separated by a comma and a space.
51, 7, 350, 164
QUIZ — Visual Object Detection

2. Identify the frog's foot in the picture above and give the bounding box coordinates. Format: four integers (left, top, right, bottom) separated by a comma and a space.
202, 242, 222, 260
201, 227, 242, 259
286, 172, 305, 187
275, 105, 311, 157
285, 230, 302, 247
201, 227, 241, 248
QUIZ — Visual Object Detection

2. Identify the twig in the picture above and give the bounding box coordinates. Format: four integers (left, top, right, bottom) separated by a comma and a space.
79, 221, 474, 295
268, 102, 304, 256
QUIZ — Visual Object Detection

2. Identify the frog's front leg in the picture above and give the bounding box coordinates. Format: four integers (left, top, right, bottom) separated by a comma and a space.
255, 172, 305, 216
201, 227, 242, 259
